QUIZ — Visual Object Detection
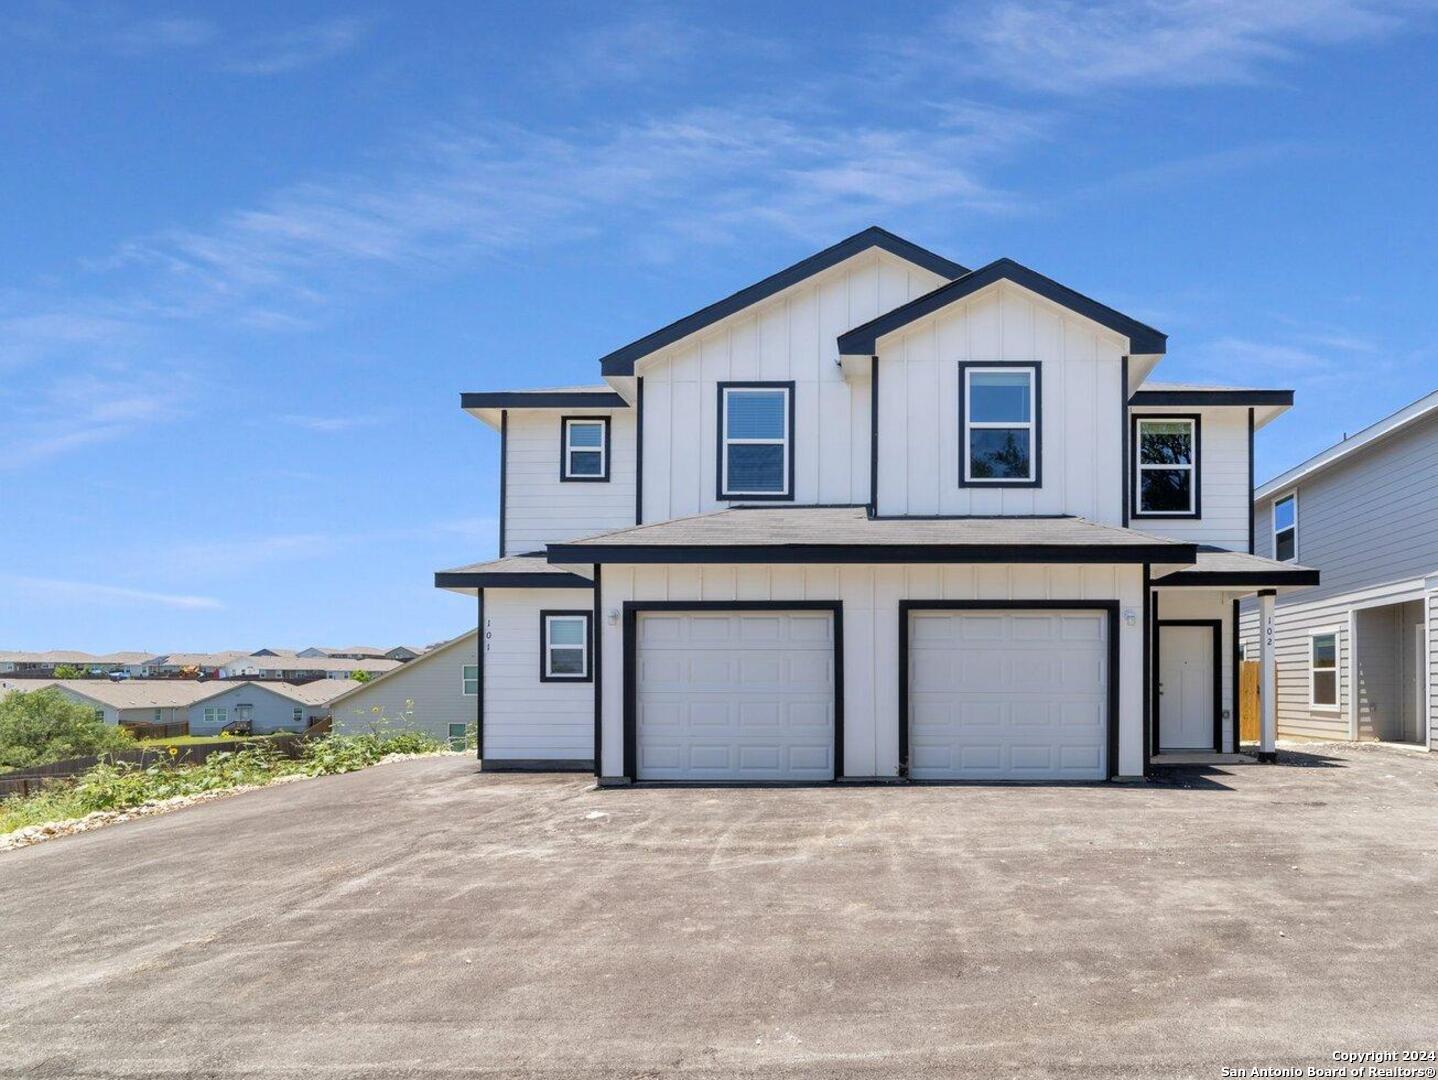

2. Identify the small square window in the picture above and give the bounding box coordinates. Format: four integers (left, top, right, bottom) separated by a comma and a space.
562, 418, 609, 481
541, 612, 592, 682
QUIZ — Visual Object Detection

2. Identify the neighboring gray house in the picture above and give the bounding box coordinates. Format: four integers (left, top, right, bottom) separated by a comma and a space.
187, 680, 352, 736
29, 679, 228, 727
329, 629, 478, 748
1242, 389, 1438, 750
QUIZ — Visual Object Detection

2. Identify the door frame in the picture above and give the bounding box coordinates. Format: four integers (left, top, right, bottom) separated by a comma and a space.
622, 600, 845, 783
1152, 619, 1222, 752
898, 601, 1121, 781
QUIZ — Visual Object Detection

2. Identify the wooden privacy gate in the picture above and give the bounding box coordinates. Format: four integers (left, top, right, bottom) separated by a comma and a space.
1239, 660, 1261, 743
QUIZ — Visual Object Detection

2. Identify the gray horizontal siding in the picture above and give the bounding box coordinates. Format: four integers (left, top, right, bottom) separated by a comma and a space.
1238, 604, 1349, 741
331, 634, 478, 742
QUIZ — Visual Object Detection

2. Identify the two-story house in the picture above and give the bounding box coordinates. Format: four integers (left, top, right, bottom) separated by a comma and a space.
437, 227, 1316, 784
1243, 389, 1438, 750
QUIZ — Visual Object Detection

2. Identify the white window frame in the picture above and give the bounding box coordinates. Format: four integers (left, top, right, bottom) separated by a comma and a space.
1273, 490, 1298, 563
542, 613, 590, 681
462, 664, 479, 696
719, 385, 791, 498
1134, 416, 1197, 515
292, 706, 304, 725
204, 706, 229, 726
962, 365, 1037, 484
562, 418, 608, 481
1309, 629, 1340, 710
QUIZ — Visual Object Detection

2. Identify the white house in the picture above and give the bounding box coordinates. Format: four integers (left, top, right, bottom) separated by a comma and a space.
436, 227, 1316, 784
329, 629, 478, 747
1242, 389, 1438, 750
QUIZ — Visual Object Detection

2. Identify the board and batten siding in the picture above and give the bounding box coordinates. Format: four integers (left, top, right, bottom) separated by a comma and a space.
1130, 406, 1250, 551
504, 409, 636, 555
597, 562, 1146, 779
331, 632, 479, 742
484, 588, 594, 763
876, 283, 1126, 521
638, 251, 948, 521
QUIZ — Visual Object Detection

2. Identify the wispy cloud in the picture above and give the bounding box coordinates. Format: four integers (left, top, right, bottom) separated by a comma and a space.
111, 16, 217, 54
276, 413, 382, 433
9, 577, 223, 611
931, 0, 1430, 95
221, 17, 371, 76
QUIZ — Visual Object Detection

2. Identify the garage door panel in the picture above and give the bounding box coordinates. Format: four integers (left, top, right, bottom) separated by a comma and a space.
637, 611, 836, 781
908, 610, 1108, 781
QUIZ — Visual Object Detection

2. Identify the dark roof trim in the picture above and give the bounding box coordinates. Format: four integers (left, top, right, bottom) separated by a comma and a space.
462, 391, 628, 410
837, 258, 1167, 357
434, 571, 594, 590
1153, 569, 1320, 587
545, 542, 1195, 566
598, 227, 967, 376
1130, 390, 1293, 407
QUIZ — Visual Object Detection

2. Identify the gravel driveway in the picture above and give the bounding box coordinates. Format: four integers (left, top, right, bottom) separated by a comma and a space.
2, 745, 1436, 1078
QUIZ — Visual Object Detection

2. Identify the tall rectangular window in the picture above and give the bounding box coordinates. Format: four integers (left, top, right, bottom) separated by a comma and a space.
562, 418, 609, 481
292, 706, 304, 726
448, 723, 467, 751
1134, 416, 1199, 516
462, 664, 479, 696
1310, 632, 1337, 707
961, 365, 1038, 485
1274, 492, 1297, 562
718, 383, 792, 499
540, 611, 592, 682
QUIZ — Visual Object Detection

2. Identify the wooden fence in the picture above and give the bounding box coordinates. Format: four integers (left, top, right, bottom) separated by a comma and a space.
0, 734, 307, 801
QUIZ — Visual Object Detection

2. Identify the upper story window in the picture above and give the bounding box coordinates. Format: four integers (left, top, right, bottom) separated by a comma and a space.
540, 611, 592, 682
1133, 415, 1200, 517
1273, 492, 1297, 562
561, 417, 610, 482
718, 383, 793, 500
960, 364, 1040, 487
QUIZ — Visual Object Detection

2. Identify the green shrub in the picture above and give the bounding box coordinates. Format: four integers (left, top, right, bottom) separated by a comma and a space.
0, 688, 134, 769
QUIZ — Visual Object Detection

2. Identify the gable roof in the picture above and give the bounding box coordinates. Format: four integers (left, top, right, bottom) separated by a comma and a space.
1255, 387, 1438, 501
326, 628, 478, 708
836, 258, 1167, 358
598, 227, 968, 376
33, 679, 233, 710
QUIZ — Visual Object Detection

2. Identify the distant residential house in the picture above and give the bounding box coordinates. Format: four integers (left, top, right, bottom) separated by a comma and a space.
0, 651, 152, 677
385, 646, 425, 661
33, 680, 229, 728
187, 680, 352, 736
218, 655, 402, 681
330, 629, 477, 747
142, 652, 252, 678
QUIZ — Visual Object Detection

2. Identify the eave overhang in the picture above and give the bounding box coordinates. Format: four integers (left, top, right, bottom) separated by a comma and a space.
545, 541, 1196, 566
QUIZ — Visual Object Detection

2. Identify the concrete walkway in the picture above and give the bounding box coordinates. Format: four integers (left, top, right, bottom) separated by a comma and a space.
1, 744, 1435, 1078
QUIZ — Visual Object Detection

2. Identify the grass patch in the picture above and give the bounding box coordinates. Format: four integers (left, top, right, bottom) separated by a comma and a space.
1, 731, 444, 835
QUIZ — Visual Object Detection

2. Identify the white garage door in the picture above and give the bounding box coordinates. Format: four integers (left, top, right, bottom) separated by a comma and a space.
908, 610, 1108, 780
636, 611, 835, 781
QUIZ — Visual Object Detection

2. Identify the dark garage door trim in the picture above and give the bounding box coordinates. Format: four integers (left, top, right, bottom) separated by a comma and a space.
622, 600, 845, 783
898, 600, 1121, 781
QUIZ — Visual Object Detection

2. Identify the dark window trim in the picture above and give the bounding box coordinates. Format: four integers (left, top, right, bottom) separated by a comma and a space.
634, 378, 644, 525
1120, 356, 1130, 527
898, 601, 1120, 781
546, 541, 1195, 565
715, 381, 797, 502
621, 601, 844, 783
539, 609, 594, 683
560, 415, 612, 483
958, 361, 1042, 489
1131, 412, 1202, 519
498, 411, 508, 556
592, 566, 603, 777
1153, 619, 1223, 753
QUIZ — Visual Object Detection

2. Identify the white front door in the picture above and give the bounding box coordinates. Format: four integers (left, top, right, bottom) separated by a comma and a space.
907, 610, 1109, 780
635, 611, 835, 781
1158, 625, 1214, 750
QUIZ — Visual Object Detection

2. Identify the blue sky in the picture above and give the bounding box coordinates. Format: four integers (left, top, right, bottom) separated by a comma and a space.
3, 1, 1436, 651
